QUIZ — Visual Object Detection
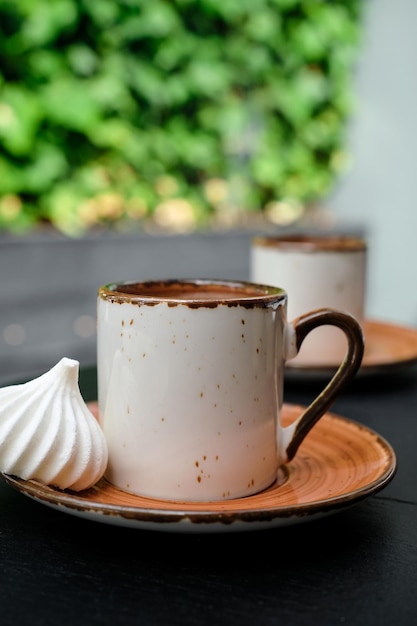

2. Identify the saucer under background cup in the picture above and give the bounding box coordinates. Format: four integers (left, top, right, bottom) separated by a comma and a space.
285, 318, 417, 379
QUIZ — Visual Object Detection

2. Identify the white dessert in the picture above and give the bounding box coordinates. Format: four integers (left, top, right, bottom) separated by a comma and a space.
0, 358, 108, 491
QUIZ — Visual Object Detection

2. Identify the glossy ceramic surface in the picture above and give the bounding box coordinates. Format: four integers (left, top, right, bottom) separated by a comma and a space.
286, 318, 417, 378
97, 279, 363, 501
251, 234, 367, 366
97, 279, 286, 501
2, 402, 396, 533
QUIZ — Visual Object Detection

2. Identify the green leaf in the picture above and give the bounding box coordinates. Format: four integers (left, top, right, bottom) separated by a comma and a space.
82, 0, 120, 29
19, 0, 78, 48
88, 118, 134, 149
186, 59, 232, 97
113, 2, 180, 40
22, 142, 68, 193
125, 57, 167, 105
88, 70, 136, 114
0, 85, 43, 156
272, 68, 329, 127
40, 76, 102, 131
28, 49, 65, 80
67, 44, 99, 77
243, 9, 282, 43
0, 156, 24, 194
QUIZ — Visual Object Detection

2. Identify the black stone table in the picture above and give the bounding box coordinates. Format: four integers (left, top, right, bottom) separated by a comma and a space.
1, 365, 417, 626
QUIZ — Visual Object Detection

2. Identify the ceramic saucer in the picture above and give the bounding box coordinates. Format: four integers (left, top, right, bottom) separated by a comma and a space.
2, 403, 396, 534
286, 318, 417, 380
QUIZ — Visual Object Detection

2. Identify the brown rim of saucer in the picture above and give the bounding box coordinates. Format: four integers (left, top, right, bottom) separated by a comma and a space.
1, 402, 397, 532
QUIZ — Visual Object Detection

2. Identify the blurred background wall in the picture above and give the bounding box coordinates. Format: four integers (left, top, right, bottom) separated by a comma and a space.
330, 0, 417, 326
0, 230, 255, 385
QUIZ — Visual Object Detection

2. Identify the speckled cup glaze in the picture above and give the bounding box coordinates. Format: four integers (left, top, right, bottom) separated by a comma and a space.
97, 279, 364, 502
251, 235, 367, 367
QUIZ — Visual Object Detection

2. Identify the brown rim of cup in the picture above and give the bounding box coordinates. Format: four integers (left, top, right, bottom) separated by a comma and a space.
252, 234, 367, 252
98, 278, 287, 308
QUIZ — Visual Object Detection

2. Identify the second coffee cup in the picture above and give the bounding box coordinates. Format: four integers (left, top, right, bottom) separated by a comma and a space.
251, 234, 367, 367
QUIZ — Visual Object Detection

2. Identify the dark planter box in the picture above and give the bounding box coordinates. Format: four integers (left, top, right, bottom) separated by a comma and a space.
0, 229, 260, 386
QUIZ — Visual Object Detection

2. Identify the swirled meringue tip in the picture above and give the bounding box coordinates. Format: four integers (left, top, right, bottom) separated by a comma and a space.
0, 357, 108, 491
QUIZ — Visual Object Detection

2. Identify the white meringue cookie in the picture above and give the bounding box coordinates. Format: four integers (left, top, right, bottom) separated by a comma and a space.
0, 357, 108, 491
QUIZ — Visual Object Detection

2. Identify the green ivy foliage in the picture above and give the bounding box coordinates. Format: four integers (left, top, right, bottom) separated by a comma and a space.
0, 0, 362, 235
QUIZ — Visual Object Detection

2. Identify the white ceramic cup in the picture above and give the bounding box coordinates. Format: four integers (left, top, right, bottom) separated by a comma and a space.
251, 234, 367, 367
97, 279, 364, 502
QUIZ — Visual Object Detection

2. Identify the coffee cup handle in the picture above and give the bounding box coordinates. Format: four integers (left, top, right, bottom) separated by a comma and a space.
278, 309, 365, 465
